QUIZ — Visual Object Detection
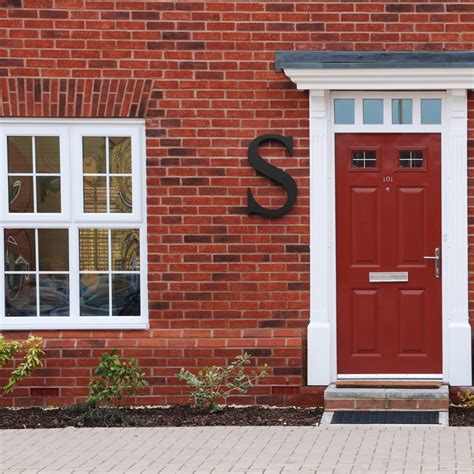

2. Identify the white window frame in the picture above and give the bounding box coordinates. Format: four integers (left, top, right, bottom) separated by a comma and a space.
0, 119, 148, 330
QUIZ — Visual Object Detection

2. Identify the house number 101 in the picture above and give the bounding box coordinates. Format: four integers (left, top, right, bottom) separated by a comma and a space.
383, 176, 394, 183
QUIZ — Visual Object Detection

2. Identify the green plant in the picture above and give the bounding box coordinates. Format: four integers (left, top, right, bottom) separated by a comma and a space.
176, 352, 270, 411
457, 389, 474, 408
0, 335, 44, 394
87, 351, 149, 406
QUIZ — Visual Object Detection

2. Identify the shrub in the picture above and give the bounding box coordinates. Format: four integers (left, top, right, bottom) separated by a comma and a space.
0, 335, 44, 394
176, 352, 270, 411
457, 389, 474, 408
87, 350, 149, 406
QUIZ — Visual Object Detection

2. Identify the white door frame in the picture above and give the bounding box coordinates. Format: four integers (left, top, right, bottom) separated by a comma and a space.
282, 68, 472, 386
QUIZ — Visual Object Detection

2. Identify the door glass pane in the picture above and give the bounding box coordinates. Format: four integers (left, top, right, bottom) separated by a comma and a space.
109, 137, 131, 174
39, 274, 69, 316
5, 273, 36, 316
79, 228, 109, 271
352, 151, 377, 169
399, 150, 423, 169
421, 99, 441, 124
109, 176, 132, 213
9, 176, 33, 213
83, 176, 107, 213
392, 99, 412, 124
38, 229, 69, 271
80, 274, 109, 316
4, 229, 36, 272
83, 137, 106, 174
35, 136, 60, 173
363, 99, 383, 125
7, 136, 33, 173
334, 99, 355, 125
111, 229, 140, 271
112, 274, 140, 316
36, 176, 61, 213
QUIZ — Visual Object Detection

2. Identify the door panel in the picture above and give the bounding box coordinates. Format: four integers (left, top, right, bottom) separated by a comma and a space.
336, 133, 442, 374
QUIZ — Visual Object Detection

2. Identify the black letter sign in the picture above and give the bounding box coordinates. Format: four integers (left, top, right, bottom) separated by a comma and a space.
247, 134, 297, 217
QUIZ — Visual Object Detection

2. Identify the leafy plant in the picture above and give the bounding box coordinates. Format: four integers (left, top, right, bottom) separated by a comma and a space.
457, 389, 474, 408
87, 351, 149, 406
0, 335, 44, 394
176, 352, 270, 411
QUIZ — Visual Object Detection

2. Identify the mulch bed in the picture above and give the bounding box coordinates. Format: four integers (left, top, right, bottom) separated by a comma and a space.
448, 406, 474, 426
0, 405, 324, 429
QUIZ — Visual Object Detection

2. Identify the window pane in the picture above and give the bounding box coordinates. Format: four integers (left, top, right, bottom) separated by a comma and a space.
352, 151, 377, 169
80, 274, 109, 316
421, 99, 441, 124
112, 229, 140, 271
392, 99, 412, 124
5, 273, 36, 316
8, 136, 33, 173
4, 229, 36, 272
38, 229, 69, 271
79, 228, 109, 271
83, 176, 107, 213
109, 176, 132, 213
334, 99, 355, 125
9, 176, 33, 213
36, 136, 60, 173
36, 176, 61, 213
399, 150, 423, 169
112, 274, 140, 316
83, 137, 106, 174
109, 137, 131, 174
39, 274, 69, 316
363, 99, 383, 125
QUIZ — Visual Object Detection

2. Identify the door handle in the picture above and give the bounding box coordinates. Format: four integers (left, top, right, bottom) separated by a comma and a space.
423, 247, 440, 279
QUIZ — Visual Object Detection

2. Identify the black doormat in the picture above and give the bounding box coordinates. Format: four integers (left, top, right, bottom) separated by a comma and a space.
331, 410, 439, 424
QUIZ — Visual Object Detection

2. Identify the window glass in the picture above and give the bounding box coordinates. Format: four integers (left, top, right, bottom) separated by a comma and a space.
79, 228, 140, 317
363, 99, 383, 125
7, 136, 61, 213
352, 151, 377, 169
82, 136, 132, 214
421, 99, 441, 124
392, 99, 412, 124
334, 99, 355, 125
4, 228, 69, 317
399, 150, 423, 168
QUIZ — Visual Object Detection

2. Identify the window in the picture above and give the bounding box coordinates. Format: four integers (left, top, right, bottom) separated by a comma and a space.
392, 99, 413, 124
399, 150, 423, 169
334, 99, 355, 125
0, 121, 147, 330
352, 151, 377, 169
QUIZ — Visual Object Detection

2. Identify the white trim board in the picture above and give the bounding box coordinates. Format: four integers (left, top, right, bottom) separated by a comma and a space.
290, 75, 473, 386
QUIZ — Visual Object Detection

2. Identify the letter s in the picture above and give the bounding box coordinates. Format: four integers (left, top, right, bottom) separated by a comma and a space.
247, 134, 297, 217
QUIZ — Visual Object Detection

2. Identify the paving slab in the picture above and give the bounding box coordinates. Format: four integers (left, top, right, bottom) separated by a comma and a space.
1, 426, 474, 473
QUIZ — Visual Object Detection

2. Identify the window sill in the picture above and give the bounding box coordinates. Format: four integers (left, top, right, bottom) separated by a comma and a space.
0, 321, 149, 331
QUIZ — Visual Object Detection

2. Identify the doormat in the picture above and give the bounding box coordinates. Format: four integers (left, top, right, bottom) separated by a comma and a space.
331, 410, 439, 424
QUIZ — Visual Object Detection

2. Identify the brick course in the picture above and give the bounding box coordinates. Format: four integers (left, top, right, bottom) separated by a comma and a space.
0, 0, 473, 407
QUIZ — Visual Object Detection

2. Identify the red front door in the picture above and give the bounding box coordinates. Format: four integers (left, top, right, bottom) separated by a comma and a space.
336, 133, 442, 374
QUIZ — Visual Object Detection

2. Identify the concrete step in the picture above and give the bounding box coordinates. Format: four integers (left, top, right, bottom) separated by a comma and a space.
324, 383, 449, 411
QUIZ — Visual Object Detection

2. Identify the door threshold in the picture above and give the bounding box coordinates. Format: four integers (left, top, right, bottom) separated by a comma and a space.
335, 380, 442, 389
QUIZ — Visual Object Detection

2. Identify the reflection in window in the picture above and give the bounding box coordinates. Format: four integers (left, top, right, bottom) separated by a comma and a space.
82, 137, 132, 213
421, 99, 441, 124
4, 228, 69, 317
352, 151, 377, 169
392, 99, 413, 124
399, 151, 423, 168
334, 99, 355, 125
363, 99, 383, 124
79, 228, 140, 317
7, 136, 61, 213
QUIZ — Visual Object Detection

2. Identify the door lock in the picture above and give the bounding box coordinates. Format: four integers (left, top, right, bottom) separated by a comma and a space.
423, 247, 441, 278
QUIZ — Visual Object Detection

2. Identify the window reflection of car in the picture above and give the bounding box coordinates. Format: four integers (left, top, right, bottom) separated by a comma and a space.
80, 274, 140, 316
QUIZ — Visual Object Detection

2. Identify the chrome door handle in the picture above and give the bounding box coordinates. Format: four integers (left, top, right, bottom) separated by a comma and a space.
423, 247, 440, 279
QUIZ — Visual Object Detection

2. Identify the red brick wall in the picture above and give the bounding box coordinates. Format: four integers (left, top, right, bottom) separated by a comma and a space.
0, 0, 473, 407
